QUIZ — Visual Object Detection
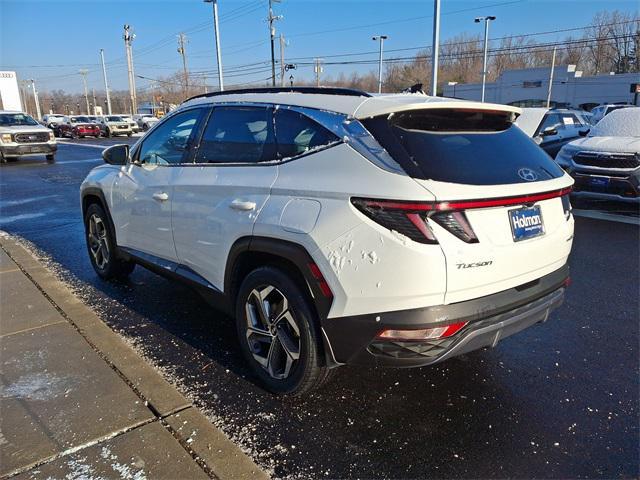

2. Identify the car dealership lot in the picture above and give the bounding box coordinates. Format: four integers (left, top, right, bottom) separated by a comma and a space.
1, 139, 638, 478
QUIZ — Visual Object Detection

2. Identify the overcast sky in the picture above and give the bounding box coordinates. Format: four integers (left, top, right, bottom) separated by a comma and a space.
1, 0, 638, 93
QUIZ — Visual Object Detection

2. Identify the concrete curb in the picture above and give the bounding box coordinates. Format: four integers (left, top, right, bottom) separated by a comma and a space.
0, 233, 270, 480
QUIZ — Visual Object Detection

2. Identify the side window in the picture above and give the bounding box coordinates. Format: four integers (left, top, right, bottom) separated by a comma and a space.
274, 108, 340, 158
539, 114, 563, 134
568, 114, 582, 127
195, 106, 276, 164
138, 109, 202, 165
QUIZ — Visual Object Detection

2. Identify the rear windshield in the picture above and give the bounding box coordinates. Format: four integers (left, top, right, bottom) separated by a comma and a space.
362, 109, 564, 185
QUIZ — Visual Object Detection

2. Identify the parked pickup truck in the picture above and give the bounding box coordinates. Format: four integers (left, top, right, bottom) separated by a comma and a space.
0, 110, 57, 163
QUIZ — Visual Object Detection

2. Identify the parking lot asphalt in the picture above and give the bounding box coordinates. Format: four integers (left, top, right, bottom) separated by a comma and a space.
1, 139, 638, 479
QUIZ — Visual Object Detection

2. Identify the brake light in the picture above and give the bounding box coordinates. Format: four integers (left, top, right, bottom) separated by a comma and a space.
561, 193, 572, 220
376, 321, 468, 341
351, 198, 438, 244
431, 211, 478, 243
352, 187, 571, 244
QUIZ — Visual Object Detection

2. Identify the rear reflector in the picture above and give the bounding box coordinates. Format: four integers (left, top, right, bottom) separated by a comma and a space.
376, 321, 468, 341
308, 263, 333, 298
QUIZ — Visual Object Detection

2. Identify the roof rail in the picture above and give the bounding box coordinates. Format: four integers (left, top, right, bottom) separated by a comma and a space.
186, 86, 372, 102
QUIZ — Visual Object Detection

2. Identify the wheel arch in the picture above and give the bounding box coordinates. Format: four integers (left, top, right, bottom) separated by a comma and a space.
225, 236, 339, 367
81, 187, 119, 247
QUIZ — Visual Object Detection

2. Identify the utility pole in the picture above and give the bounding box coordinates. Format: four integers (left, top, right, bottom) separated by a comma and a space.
430, 0, 441, 96
268, 0, 283, 87
123, 24, 138, 114
546, 46, 557, 108
100, 49, 112, 114
204, 0, 224, 91
314, 58, 324, 87
475, 15, 496, 103
372, 35, 388, 94
79, 69, 90, 114
279, 34, 286, 87
29, 79, 42, 120
203, 74, 208, 93
92, 88, 97, 114
177, 33, 190, 98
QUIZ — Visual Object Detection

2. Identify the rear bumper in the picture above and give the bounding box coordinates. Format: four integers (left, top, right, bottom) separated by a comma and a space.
322, 264, 569, 367
1, 143, 57, 156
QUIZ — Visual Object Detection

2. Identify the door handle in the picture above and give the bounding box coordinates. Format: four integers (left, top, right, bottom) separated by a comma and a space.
152, 192, 169, 202
230, 199, 256, 211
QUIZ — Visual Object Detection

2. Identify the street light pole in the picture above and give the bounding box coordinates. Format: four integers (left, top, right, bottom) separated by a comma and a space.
475, 15, 496, 103
372, 35, 388, 94
99, 49, 112, 114
204, 0, 224, 91
546, 45, 557, 108
430, 0, 441, 96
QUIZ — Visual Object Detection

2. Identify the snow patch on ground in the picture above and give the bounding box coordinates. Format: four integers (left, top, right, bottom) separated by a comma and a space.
2, 372, 77, 402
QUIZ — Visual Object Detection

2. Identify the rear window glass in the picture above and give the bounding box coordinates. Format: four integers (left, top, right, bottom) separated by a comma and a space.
362, 109, 564, 185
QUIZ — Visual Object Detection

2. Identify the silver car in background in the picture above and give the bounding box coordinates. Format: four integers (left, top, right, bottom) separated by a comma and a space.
556, 108, 639, 204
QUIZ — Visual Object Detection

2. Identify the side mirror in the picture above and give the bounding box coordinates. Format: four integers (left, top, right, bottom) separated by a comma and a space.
578, 128, 590, 137
102, 144, 129, 165
540, 127, 558, 137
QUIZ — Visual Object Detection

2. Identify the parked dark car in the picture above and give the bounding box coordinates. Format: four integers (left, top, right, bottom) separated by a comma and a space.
54, 116, 101, 138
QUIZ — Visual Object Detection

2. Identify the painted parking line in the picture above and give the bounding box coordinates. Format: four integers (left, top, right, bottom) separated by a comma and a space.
57, 141, 106, 149
55, 157, 103, 165
573, 209, 640, 225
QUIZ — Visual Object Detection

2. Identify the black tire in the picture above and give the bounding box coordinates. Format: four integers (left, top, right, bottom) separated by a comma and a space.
235, 266, 334, 396
127, 132, 132, 137
105, 128, 112, 138
0, 151, 5, 164
71, 130, 78, 139
46, 154, 55, 163
143, 123, 149, 131
84, 203, 135, 280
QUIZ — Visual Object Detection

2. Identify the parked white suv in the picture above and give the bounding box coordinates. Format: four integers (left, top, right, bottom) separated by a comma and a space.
80, 87, 574, 395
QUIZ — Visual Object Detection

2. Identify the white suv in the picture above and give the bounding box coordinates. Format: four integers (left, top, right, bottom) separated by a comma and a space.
80, 87, 574, 395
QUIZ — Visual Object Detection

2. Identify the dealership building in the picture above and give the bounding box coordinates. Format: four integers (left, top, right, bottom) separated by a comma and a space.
442, 65, 640, 109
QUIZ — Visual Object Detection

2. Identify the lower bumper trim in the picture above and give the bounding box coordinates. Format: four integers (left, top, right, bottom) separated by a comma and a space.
322, 265, 569, 367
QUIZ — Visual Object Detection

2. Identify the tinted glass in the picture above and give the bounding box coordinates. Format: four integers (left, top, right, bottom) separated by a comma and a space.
195, 107, 276, 164
0, 113, 39, 126
539, 113, 563, 132
274, 108, 339, 158
138, 109, 202, 165
362, 109, 564, 185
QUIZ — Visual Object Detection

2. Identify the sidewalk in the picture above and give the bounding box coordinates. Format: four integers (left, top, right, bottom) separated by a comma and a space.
0, 234, 269, 479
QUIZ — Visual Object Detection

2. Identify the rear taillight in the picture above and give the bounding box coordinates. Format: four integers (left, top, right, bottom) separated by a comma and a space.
351, 198, 478, 244
431, 211, 478, 243
352, 187, 572, 245
351, 198, 438, 244
561, 192, 572, 220
376, 321, 468, 341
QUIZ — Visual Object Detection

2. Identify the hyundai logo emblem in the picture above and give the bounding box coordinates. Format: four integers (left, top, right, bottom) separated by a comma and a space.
518, 168, 538, 182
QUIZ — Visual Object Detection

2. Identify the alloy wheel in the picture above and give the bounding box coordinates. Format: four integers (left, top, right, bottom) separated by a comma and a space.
87, 214, 110, 270
245, 285, 301, 380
